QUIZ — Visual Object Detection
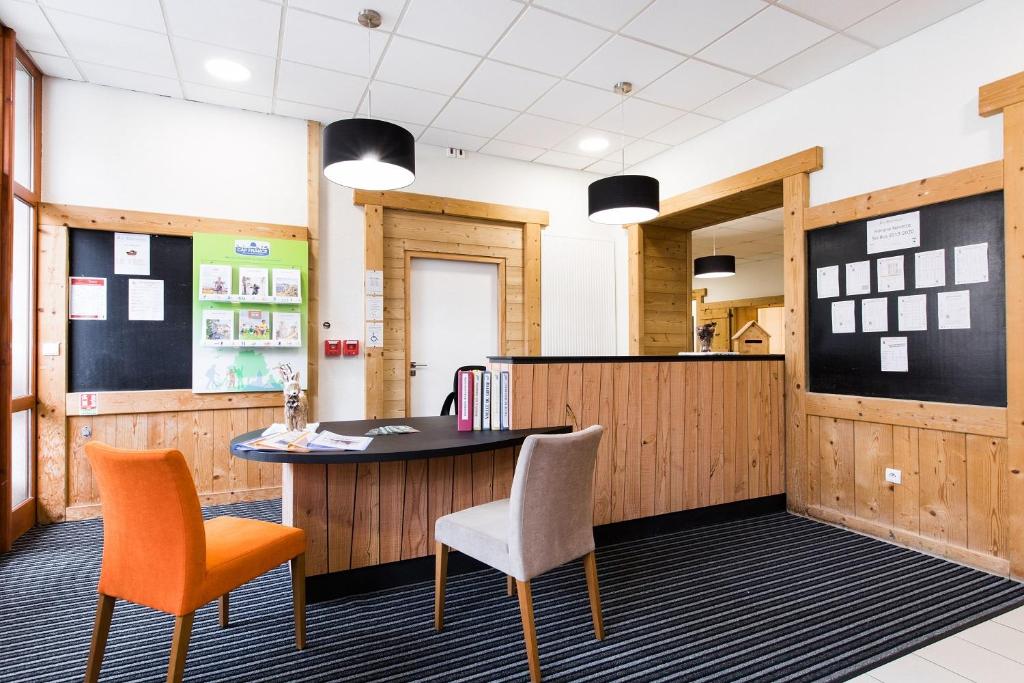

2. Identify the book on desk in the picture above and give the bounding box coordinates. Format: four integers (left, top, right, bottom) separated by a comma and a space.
457, 369, 510, 432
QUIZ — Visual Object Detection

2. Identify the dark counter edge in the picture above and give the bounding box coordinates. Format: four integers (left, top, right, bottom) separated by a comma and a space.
488, 354, 785, 364
307, 494, 785, 603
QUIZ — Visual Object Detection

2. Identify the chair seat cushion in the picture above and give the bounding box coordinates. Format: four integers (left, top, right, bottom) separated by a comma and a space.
196, 516, 305, 608
435, 499, 512, 575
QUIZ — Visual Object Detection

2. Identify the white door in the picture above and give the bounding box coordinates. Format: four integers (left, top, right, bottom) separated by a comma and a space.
409, 258, 500, 417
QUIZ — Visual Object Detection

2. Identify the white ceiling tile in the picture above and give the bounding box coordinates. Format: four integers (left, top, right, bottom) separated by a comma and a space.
569, 36, 684, 91
533, 0, 652, 31
457, 60, 557, 111
281, 8, 387, 75
491, 7, 611, 77
79, 61, 182, 98
375, 36, 480, 95
846, 0, 983, 48
273, 99, 348, 123
480, 139, 545, 162
696, 79, 786, 119
698, 5, 833, 75
48, 10, 176, 77
534, 149, 593, 170
777, 0, 895, 30
359, 81, 448, 125
288, 0, 405, 30
638, 59, 747, 110
386, 119, 426, 137
760, 33, 874, 89
398, 0, 523, 56
276, 60, 366, 110
585, 158, 622, 175
184, 82, 272, 113
528, 80, 618, 124
623, 0, 766, 54
432, 98, 518, 137
496, 113, 578, 148
419, 127, 490, 152
164, 0, 281, 56
606, 138, 670, 165
647, 112, 721, 145
174, 38, 276, 96
27, 51, 82, 80
590, 97, 682, 138
0, 2, 66, 56
39, 0, 165, 32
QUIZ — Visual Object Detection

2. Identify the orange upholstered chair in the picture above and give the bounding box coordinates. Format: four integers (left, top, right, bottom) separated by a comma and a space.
83, 442, 307, 683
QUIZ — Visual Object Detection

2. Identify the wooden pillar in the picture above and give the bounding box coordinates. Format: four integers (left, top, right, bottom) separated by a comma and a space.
783, 173, 810, 513
306, 121, 321, 419
364, 205, 385, 419
627, 223, 644, 354
523, 222, 542, 355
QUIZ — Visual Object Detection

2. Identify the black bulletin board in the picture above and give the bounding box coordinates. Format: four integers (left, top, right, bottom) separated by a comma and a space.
69, 229, 193, 392
807, 191, 1005, 407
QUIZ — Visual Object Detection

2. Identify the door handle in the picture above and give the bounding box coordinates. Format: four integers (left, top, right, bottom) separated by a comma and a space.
409, 361, 428, 377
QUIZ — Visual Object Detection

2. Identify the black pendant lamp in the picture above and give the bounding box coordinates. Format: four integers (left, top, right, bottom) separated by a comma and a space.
693, 227, 736, 278
322, 9, 415, 191
588, 82, 660, 224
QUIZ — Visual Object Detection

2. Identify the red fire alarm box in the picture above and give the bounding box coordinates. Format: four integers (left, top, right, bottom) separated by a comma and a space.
343, 339, 360, 356
324, 340, 342, 357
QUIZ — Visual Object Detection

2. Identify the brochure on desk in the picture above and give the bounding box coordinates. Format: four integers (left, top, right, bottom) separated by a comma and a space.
192, 233, 308, 393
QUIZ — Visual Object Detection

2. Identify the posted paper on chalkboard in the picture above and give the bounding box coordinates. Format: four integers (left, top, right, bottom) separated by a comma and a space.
954, 242, 989, 284
831, 300, 855, 334
938, 290, 971, 329
69, 277, 107, 320
127, 278, 164, 321
861, 297, 888, 332
845, 260, 871, 295
817, 265, 839, 299
880, 337, 908, 372
898, 294, 927, 331
114, 233, 151, 275
876, 255, 904, 292
914, 249, 946, 288
866, 211, 920, 254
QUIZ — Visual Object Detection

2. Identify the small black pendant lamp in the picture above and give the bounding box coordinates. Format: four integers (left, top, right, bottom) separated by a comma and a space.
693, 227, 736, 278
322, 9, 416, 191
588, 82, 660, 224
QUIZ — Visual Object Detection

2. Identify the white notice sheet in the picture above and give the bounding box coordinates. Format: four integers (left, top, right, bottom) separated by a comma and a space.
954, 242, 989, 284
845, 260, 871, 296
898, 294, 927, 331
937, 290, 971, 329
366, 321, 384, 348
365, 270, 384, 296
914, 249, 946, 288
861, 297, 888, 332
365, 295, 384, 321
876, 255, 904, 292
69, 276, 107, 320
880, 337, 909, 372
866, 211, 920, 254
816, 265, 840, 299
114, 232, 151, 275
128, 279, 164, 321
831, 300, 856, 334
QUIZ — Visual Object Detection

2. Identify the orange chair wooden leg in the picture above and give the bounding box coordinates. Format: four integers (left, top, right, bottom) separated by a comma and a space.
583, 551, 605, 640
219, 593, 229, 628
166, 612, 194, 683
516, 580, 542, 683
291, 553, 306, 650
434, 542, 449, 631
84, 593, 115, 683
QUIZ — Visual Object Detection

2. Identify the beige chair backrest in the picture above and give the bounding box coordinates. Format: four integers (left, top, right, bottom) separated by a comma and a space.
507, 425, 604, 581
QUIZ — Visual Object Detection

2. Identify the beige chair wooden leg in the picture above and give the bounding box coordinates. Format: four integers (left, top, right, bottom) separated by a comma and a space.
166, 612, 194, 683
434, 542, 449, 631
291, 553, 307, 650
84, 593, 115, 683
219, 593, 229, 628
583, 551, 605, 640
506, 575, 515, 597
516, 580, 542, 683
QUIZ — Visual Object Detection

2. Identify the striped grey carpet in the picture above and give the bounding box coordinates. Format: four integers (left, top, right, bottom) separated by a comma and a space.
3, 501, 1023, 682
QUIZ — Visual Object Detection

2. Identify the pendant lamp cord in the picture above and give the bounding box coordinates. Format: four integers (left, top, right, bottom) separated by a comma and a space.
619, 87, 625, 176
366, 24, 373, 119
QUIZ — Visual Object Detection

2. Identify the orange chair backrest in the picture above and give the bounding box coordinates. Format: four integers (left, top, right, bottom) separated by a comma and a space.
85, 442, 207, 615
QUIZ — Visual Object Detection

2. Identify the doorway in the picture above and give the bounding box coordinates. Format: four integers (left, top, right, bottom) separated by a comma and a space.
407, 256, 502, 417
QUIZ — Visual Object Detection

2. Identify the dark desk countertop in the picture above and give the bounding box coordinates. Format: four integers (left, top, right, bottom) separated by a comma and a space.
487, 354, 785, 364
230, 415, 569, 465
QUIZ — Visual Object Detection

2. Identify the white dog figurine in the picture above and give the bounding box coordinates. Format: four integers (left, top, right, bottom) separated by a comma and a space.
276, 363, 308, 431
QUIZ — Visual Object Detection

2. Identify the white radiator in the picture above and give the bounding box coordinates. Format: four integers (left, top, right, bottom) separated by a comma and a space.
541, 233, 618, 355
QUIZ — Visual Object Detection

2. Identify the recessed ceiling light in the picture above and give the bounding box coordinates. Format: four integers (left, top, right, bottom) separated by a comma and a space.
579, 136, 610, 152
204, 58, 251, 83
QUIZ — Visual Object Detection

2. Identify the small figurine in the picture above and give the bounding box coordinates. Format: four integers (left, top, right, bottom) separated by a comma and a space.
275, 363, 308, 431
697, 321, 717, 353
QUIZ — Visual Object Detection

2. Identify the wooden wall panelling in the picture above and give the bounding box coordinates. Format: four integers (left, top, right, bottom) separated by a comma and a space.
641, 226, 692, 354
624, 363, 642, 520
639, 363, 658, 518
682, 363, 699, 510
918, 429, 968, 549
655, 363, 671, 514
819, 417, 855, 515
695, 362, 714, 507
668, 362, 686, 510
523, 222, 541, 354
282, 463, 327, 576
627, 225, 644, 354
610, 363, 629, 523
892, 426, 920, 535
783, 172, 810, 514
853, 422, 894, 527
589, 363, 612, 525
36, 224, 68, 522
306, 121, 321, 418
965, 434, 1007, 558
352, 189, 548, 227
364, 205, 385, 419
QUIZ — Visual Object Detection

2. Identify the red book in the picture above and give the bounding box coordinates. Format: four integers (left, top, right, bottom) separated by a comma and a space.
457, 370, 473, 431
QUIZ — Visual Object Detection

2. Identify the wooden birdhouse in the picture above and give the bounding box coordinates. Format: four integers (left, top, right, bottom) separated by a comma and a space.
731, 320, 771, 355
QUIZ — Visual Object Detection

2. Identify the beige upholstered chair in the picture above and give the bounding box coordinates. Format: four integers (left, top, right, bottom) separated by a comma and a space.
433, 425, 605, 683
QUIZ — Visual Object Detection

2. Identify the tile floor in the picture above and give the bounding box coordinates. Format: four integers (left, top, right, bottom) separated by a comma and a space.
852, 605, 1024, 682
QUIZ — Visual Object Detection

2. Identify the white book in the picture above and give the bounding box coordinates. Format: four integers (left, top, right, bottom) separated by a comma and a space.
500, 371, 510, 430
472, 370, 482, 430
481, 371, 492, 430
490, 372, 501, 431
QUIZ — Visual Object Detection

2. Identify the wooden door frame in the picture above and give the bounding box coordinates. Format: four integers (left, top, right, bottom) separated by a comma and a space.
403, 251, 507, 413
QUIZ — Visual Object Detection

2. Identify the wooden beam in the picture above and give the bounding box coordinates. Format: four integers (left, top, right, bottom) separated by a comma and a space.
627, 224, 644, 354
523, 223, 542, 354
39, 203, 308, 240
352, 189, 549, 227
805, 393, 1007, 438
804, 161, 1003, 230
783, 173, 810, 514
979, 70, 1024, 118
64, 389, 282, 416
364, 205, 385, 419
306, 121, 321, 419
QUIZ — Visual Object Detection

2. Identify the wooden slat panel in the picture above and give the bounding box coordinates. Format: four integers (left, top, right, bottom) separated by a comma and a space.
493, 447, 515, 499
709, 362, 725, 505
892, 426, 921, 535
721, 361, 737, 503
639, 362, 659, 518
472, 451, 494, 505
734, 361, 750, 504
806, 415, 820, 508
853, 422, 894, 527
282, 463, 327, 576
624, 363, 643, 520
669, 362, 686, 512
531, 364, 548, 428
427, 456, 453, 549
565, 364, 583, 431
655, 363, 672, 514
918, 430, 968, 548
350, 463, 380, 569
611, 362, 630, 522
805, 392, 1006, 438
966, 435, 1008, 558
452, 454, 474, 512
746, 362, 764, 500
400, 459, 428, 560
683, 362, 700, 510
819, 417, 855, 514
379, 461, 405, 564
511, 364, 533, 430
588, 363, 611, 525
327, 463, 357, 572
546, 363, 568, 427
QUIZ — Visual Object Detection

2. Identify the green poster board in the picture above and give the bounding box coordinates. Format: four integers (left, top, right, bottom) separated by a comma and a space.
192, 234, 308, 393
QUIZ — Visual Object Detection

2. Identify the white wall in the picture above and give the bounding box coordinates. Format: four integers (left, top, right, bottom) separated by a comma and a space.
698, 257, 784, 303
635, 0, 1021, 209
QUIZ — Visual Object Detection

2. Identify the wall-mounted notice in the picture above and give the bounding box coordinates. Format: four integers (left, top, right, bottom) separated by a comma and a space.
880, 337, 908, 372
199, 264, 232, 300
272, 268, 302, 303
897, 294, 927, 331
127, 278, 164, 321
366, 321, 384, 348
366, 295, 384, 321
954, 242, 989, 284
876, 255, 904, 292
69, 276, 107, 320
866, 211, 920, 254
831, 300, 856, 333
79, 392, 99, 415
816, 265, 839, 299
845, 260, 871, 295
114, 232, 151, 275
938, 290, 971, 330
366, 269, 384, 296
861, 298, 888, 332
914, 249, 946, 288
